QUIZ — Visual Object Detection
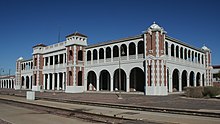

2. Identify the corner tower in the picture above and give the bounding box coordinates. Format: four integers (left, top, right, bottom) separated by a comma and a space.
144, 22, 168, 95
202, 45, 212, 86
65, 32, 87, 93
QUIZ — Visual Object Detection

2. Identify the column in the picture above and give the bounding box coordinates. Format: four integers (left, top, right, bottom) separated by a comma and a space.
63, 54, 65, 65
47, 74, 50, 90
29, 76, 31, 89
127, 46, 129, 60
43, 74, 46, 90
187, 76, 190, 87
48, 56, 50, 66
97, 78, 99, 91
104, 48, 106, 63
126, 76, 129, 92
179, 77, 182, 92
57, 73, 60, 90
110, 76, 113, 92
193, 74, 196, 87
168, 43, 171, 59
52, 73, 55, 90
135, 45, 138, 59
63, 72, 65, 90
169, 73, 172, 92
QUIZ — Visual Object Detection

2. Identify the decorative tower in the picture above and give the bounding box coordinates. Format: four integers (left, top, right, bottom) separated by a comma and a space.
65, 32, 87, 93
15, 57, 23, 90
32, 43, 46, 91
144, 22, 168, 95
202, 45, 212, 86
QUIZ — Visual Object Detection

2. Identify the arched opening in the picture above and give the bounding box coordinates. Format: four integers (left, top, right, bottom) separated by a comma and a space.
192, 51, 194, 62
184, 49, 187, 60
113, 45, 119, 57
114, 68, 126, 91
78, 50, 83, 61
87, 50, 91, 61
30, 76, 32, 89
130, 67, 145, 92
99, 70, 110, 91
202, 74, 205, 86
196, 72, 201, 86
26, 76, 29, 89
171, 44, 174, 57
69, 50, 73, 60
68, 71, 72, 86
87, 71, 97, 91
9, 80, 11, 88
189, 71, 194, 86
176, 46, 179, 58
165, 42, 168, 55
21, 76, 24, 87
99, 48, 104, 59
202, 55, 204, 64
198, 54, 200, 63
188, 50, 191, 61
129, 42, 136, 55
180, 47, 183, 59
182, 70, 187, 90
120, 44, 127, 56
78, 71, 82, 86
172, 69, 179, 91
138, 41, 144, 55
106, 47, 111, 59
93, 49, 97, 60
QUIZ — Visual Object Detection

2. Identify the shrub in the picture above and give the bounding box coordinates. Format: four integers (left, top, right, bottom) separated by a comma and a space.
203, 86, 220, 97
184, 87, 204, 98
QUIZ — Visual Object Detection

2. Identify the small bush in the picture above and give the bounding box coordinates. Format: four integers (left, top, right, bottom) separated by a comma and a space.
184, 87, 204, 98
203, 86, 220, 97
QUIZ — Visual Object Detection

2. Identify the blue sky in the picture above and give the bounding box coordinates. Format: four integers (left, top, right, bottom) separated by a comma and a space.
0, 0, 219, 75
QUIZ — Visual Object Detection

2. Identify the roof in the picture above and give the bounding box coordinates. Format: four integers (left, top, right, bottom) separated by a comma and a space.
85, 34, 143, 49
165, 36, 204, 53
66, 32, 87, 38
33, 43, 47, 48
212, 65, 220, 69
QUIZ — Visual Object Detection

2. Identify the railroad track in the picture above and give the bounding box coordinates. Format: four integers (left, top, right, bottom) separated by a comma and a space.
0, 98, 160, 124
1, 91, 220, 119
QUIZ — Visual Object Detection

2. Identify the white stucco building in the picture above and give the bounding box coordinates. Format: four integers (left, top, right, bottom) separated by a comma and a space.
12, 22, 212, 95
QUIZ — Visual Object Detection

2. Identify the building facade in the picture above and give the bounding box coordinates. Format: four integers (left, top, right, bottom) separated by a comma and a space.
0, 75, 15, 89
14, 22, 212, 95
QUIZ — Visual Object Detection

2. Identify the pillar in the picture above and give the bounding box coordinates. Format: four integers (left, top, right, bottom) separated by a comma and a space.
52, 73, 55, 90
126, 76, 129, 92
110, 76, 113, 92
57, 73, 60, 90
47, 74, 50, 90
179, 77, 182, 92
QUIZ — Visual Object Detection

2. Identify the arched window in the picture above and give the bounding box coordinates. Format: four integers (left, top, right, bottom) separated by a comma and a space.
69, 50, 73, 60
171, 44, 174, 57
184, 48, 187, 60
202, 55, 204, 64
87, 50, 91, 61
198, 53, 200, 63
120, 44, 127, 56
106, 47, 111, 58
165, 42, 168, 55
113, 45, 119, 57
129, 42, 136, 55
99, 48, 104, 59
78, 71, 82, 86
138, 41, 144, 54
93, 49, 97, 60
176, 46, 179, 58
192, 51, 194, 62
188, 50, 191, 61
180, 47, 183, 59
78, 50, 83, 61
